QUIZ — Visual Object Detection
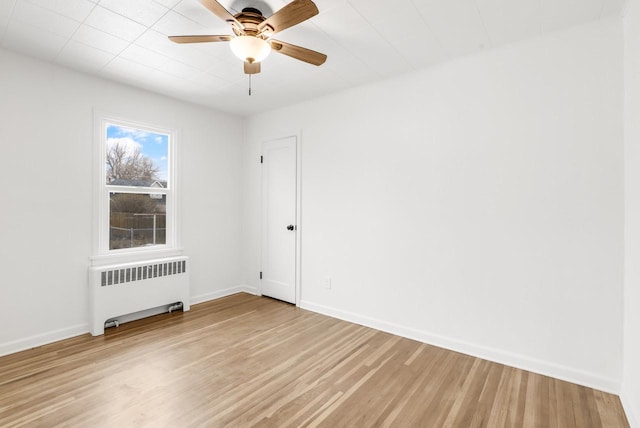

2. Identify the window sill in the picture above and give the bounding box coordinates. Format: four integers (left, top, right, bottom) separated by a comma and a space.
90, 247, 184, 268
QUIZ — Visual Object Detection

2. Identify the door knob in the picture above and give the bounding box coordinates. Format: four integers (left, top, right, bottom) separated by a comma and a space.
287, 225, 295, 231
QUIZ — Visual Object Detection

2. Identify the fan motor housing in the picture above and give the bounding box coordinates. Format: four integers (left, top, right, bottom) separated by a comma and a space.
233, 7, 270, 37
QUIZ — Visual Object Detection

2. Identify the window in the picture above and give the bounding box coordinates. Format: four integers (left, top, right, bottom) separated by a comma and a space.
94, 113, 179, 260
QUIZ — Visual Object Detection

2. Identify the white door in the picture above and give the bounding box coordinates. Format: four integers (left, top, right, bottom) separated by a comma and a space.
261, 137, 297, 303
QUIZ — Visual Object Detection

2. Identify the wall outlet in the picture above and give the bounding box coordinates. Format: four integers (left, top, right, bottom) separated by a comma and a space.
324, 277, 332, 289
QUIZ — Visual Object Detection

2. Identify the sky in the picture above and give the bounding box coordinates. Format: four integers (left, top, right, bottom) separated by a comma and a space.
106, 123, 169, 181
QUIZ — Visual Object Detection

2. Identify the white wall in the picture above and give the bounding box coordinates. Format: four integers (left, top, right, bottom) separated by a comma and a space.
624, 0, 640, 425
0, 48, 244, 355
243, 18, 624, 393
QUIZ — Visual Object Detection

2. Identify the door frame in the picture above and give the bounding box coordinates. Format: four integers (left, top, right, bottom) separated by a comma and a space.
260, 133, 302, 306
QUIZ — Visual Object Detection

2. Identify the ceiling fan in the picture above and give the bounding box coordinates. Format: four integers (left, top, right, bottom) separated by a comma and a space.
168, 0, 327, 76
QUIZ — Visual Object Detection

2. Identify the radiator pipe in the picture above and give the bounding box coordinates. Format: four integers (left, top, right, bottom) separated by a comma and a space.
104, 320, 119, 329
168, 302, 183, 313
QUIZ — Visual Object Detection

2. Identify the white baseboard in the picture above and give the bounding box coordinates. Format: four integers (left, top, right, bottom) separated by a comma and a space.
0, 285, 258, 358
299, 300, 621, 395
1, 292, 622, 399
0, 324, 89, 358
242, 285, 259, 296
190, 285, 258, 305
621, 392, 639, 428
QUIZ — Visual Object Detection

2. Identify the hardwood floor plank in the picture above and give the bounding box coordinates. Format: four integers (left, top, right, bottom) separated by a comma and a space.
486, 365, 513, 426
0, 293, 629, 427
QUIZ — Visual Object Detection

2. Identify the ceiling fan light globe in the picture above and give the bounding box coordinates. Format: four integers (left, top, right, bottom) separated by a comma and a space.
230, 36, 271, 63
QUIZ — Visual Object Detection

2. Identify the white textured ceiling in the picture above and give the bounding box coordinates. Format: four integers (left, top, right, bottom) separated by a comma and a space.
0, 0, 627, 116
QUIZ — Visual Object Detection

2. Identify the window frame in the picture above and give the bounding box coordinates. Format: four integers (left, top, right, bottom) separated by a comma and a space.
92, 111, 181, 265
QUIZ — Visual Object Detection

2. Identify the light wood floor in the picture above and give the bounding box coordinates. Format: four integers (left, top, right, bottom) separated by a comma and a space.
0, 293, 629, 427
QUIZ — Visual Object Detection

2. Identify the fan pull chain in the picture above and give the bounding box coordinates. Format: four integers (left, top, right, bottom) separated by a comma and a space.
249, 74, 252, 96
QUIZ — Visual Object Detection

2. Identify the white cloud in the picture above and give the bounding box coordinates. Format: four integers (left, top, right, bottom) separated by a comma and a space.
160, 156, 167, 161
107, 137, 142, 155
117, 127, 151, 140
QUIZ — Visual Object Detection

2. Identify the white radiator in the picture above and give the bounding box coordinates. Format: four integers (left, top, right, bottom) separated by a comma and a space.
88, 256, 190, 336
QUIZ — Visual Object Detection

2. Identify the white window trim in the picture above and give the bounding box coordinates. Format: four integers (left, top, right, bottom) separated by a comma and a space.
91, 110, 182, 267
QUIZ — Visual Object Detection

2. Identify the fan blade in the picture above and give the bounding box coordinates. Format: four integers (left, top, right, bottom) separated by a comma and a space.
258, 0, 318, 35
199, 0, 243, 29
168, 35, 232, 44
244, 61, 261, 74
269, 40, 327, 66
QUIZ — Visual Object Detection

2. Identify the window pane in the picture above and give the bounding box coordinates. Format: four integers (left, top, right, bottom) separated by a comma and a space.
109, 192, 166, 250
106, 124, 169, 187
